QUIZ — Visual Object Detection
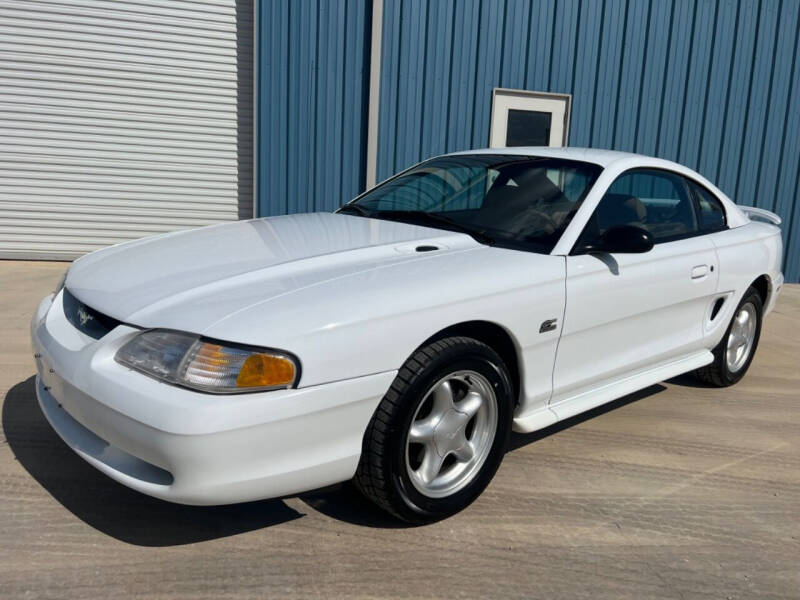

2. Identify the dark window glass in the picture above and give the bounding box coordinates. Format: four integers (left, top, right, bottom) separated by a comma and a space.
505, 110, 551, 146
349, 155, 602, 254
578, 169, 699, 246
691, 182, 727, 232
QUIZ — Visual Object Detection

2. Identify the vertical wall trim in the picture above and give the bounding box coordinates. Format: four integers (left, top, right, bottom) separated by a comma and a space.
365, 0, 383, 189
284, 0, 292, 214
253, 0, 260, 218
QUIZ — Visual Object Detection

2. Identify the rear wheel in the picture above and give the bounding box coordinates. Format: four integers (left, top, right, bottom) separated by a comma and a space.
354, 336, 513, 523
694, 286, 763, 387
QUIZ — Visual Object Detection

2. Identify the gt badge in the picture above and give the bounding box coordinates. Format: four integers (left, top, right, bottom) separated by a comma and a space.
539, 318, 558, 333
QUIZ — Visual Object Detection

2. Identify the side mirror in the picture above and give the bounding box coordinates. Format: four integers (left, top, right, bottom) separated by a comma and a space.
577, 225, 654, 254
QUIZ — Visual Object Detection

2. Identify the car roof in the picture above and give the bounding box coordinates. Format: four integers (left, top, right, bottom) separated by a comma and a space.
448, 146, 664, 168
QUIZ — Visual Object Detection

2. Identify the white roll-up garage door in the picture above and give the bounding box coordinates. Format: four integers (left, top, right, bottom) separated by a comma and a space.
0, 0, 253, 259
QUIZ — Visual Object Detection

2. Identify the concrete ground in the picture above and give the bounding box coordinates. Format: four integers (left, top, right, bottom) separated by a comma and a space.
0, 260, 797, 599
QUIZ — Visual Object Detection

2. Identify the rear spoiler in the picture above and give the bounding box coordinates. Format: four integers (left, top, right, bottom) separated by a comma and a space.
740, 206, 782, 226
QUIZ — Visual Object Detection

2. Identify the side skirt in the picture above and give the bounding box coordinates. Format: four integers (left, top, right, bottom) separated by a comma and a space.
512, 350, 713, 433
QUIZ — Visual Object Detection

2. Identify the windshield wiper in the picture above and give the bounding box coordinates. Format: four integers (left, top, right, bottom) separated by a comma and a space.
372, 210, 496, 246
337, 203, 373, 217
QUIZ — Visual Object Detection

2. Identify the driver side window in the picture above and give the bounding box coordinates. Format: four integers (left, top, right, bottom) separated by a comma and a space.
579, 170, 699, 246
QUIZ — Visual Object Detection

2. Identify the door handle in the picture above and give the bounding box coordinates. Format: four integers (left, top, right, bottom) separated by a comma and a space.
691, 265, 708, 279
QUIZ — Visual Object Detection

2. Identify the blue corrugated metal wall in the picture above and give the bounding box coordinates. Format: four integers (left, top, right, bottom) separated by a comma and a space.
375, 0, 800, 282
258, 0, 800, 282
257, 0, 370, 215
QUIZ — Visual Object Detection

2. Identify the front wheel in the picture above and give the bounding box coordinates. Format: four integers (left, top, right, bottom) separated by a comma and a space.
694, 286, 763, 387
354, 336, 514, 523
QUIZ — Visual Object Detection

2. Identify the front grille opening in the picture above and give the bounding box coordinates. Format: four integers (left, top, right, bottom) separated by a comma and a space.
63, 288, 122, 339
710, 297, 725, 321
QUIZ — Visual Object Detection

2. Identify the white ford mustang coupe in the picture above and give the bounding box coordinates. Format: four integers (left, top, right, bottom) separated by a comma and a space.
31, 148, 784, 523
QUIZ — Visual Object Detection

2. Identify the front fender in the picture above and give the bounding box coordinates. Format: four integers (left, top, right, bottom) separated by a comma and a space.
204, 247, 567, 416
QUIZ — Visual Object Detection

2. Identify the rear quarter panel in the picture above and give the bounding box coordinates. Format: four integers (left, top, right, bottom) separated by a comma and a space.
706, 222, 783, 347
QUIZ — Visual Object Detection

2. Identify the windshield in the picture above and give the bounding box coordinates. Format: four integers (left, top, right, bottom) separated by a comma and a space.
344, 154, 602, 253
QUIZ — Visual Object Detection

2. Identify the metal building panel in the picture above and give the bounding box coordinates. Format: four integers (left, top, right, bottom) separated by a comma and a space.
590, 0, 627, 147
470, 1, 505, 148
716, 0, 760, 191
376, 0, 402, 181
369, 0, 800, 281
735, 0, 781, 206
548, 0, 580, 94
254, 0, 800, 281
501, 0, 531, 87
258, 0, 369, 212
444, 0, 480, 154
774, 12, 800, 278
0, 0, 253, 260
259, 0, 289, 216
631, 0, 674, 156
419, 0, 453, 161
394, 0, 427, 171
525, 0, 557, 92
613, 0, 651, 152
757, 0, 800, 218
677, 0, 716, 167
568, 0, 604, 147
656, 0, 694, 158
696, 0, 740, 179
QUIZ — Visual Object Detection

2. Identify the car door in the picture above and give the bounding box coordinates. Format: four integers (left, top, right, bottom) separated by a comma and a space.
551, 168, 719, 409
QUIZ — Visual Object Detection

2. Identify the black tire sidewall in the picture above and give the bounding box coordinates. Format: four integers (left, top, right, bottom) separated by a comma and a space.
387, 343, 513, 522
717, 288, 763, 385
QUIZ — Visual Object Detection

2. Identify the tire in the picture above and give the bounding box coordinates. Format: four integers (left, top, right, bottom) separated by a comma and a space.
694, 286, 763, 387
354, 336, 514, 523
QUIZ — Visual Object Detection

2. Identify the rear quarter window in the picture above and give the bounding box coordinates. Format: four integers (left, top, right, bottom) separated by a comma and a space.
691, 182, 727, 233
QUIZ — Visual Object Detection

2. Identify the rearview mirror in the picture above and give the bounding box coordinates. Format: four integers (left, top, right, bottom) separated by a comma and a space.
577, 225, 654, 254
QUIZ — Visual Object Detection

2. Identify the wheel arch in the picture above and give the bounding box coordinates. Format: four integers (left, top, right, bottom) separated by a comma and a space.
750, 274, 771, 308
421, 320, 522, 405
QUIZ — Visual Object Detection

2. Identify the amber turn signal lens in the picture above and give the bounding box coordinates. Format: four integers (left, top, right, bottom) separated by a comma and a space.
236, 353, 296, 388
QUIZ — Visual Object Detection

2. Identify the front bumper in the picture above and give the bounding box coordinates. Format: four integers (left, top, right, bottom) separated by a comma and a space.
30, 293, 396, 505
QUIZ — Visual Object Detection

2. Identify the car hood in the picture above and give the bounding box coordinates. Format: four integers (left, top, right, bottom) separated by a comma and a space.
66, 212, 480, 331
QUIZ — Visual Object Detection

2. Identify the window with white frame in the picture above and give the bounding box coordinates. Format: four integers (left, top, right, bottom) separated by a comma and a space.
489, 89, 571, 148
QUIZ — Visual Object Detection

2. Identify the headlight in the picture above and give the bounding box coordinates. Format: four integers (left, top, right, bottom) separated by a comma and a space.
115, 329, 299, 393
